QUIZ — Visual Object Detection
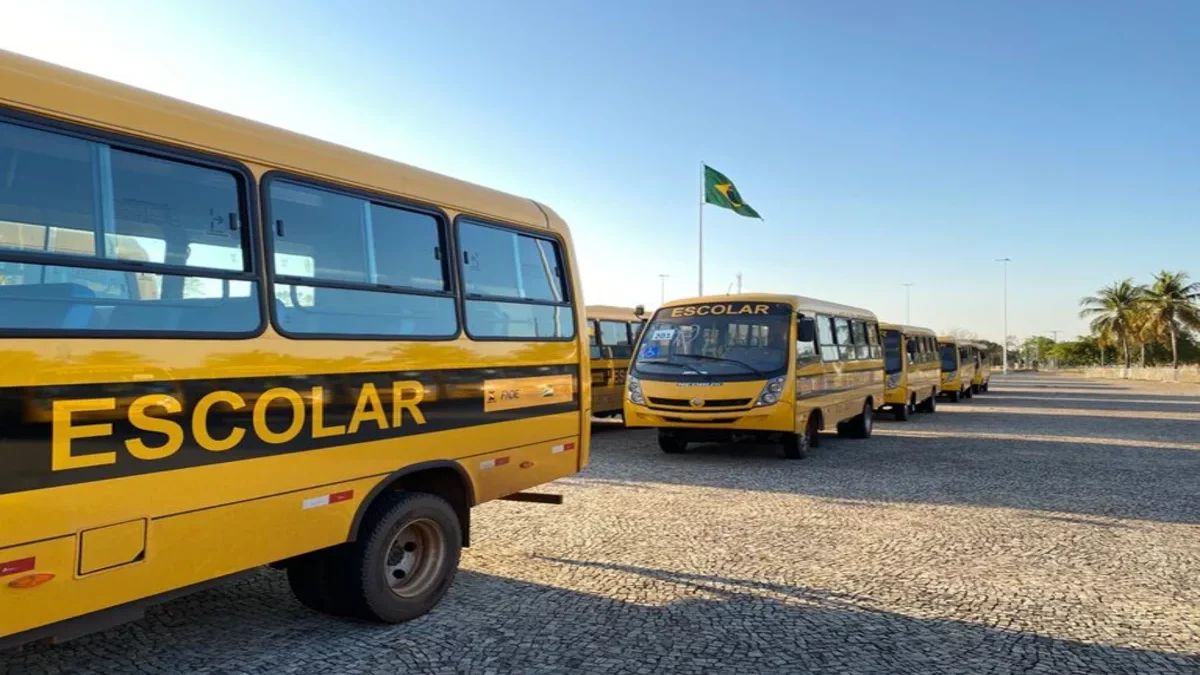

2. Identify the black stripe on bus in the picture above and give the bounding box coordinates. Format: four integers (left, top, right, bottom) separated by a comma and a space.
0, 364, 579, 496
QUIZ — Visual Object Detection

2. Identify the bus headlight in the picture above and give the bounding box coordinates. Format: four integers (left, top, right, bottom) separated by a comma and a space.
886, 373, 901, 389
627, 375, 645, 405
942, 371, 955, 381
755, 376, 787, 407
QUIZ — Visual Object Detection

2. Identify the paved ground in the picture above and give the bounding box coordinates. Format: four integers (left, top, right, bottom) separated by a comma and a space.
4, 374, 1199, 675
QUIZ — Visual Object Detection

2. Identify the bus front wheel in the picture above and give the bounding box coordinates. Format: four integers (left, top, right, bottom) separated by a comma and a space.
948, 390, 961, 403
658, 431, 688, 454
917, 391, 937, 413
783, 415, 819, 459
893, 398, 913, 421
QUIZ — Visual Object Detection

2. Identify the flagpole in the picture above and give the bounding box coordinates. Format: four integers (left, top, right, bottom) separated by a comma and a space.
698, 161, 704, 296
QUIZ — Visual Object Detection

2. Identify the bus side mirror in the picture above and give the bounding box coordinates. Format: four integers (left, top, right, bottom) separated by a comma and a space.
634, 304, 645, 318
797, 317, 816, 343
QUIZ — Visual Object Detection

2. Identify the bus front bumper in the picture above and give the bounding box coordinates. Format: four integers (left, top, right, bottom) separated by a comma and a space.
623, 400, 795, 433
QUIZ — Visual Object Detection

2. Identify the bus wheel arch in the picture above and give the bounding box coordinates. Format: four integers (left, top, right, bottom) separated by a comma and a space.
350, 462, 475, 549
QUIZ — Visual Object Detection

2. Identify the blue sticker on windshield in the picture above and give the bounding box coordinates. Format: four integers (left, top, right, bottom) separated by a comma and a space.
641, 345, 660, 358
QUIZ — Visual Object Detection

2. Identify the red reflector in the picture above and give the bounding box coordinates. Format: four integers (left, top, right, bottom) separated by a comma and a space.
494, 456, 510, 466
0, 557, 35, 578
565, 442, 576, 451
329, 490, 353, 504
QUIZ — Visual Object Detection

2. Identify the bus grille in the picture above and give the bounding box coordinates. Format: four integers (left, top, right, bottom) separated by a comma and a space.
648, 397, 753, 408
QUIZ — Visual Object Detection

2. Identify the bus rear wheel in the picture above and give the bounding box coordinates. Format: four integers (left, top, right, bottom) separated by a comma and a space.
658, 431, 688, 454
352, 492, 461, 623
847, 401, 874, 439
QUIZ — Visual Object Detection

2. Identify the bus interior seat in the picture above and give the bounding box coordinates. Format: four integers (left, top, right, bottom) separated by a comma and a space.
0, 282, 96, 329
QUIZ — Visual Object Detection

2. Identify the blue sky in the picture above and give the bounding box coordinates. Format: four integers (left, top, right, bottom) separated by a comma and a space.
4, 0, 1198, 343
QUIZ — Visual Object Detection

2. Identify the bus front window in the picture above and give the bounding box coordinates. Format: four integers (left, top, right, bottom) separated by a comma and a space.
940, 344, 958, 371
632, 303, 793, 379
884, 330, 903, 374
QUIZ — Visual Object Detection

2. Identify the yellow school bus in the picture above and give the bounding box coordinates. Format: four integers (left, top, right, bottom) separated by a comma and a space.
624, 294, 884, 459
0, 50, 590, 648
585, 305, 646, 419
971, 341, 992, 393
937, 337, 977, 402
880, 323, 940, 420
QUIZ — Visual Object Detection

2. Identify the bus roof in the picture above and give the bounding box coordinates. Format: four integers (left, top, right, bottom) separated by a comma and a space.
880, 323, 938, 337
586, 305, 646, 321
0, 49, 558, 232
659, 293, 877, 322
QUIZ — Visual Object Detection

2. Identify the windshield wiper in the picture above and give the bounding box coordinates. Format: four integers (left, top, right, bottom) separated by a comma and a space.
676, 353, 768, 377
637, 359, 707, 377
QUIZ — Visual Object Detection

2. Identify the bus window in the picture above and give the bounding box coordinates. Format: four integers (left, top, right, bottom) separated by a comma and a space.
459, 220, 574, 339
883, 329, 903, 374
797, 320, 818, 363
834, 317, 854, 360
817, 315, 838, 361
941, 343, 959, 370
0, 120, 258, 333
268, 180, 457, 338
599, 320, 632, 358
851, 320, 870, 359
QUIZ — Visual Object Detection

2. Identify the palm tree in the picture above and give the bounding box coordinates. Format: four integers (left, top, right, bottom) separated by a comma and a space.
1080, 279, 1147, 369
1143, 270, 1200, 368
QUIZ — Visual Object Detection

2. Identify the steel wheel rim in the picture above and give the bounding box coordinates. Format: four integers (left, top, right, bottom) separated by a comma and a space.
383, 518, 446, 599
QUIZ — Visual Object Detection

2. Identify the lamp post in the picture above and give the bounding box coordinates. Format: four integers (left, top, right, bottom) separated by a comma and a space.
902, 283, 914, 324
996, 258, 1011, 373
658, 274, 669, 305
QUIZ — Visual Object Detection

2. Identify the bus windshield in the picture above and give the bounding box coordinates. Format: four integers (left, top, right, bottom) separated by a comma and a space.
632, 301, 793, 379
883, 330, 903, 374
940, 344, 958, 371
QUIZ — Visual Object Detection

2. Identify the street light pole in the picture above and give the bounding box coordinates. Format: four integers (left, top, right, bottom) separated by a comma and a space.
658, 274, 669, 305
996, 258, 1011, 374
902, 283, 914, 324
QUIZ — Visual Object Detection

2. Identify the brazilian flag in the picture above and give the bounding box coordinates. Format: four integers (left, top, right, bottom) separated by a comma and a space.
704, 165, 762, 219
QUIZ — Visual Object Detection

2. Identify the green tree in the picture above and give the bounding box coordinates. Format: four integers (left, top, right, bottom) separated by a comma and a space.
1142, 270, 1200, 368
1079, 279, 1147, 368
1049, 337, 1102, 367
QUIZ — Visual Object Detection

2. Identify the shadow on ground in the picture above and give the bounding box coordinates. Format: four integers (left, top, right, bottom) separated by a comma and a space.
582, 376, 1200, 525
3, 567, 1195, 675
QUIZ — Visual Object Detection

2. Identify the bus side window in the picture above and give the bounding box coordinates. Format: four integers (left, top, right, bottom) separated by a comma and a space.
588, 320, 601, 359
796, 317, 818, 363
816, 315, 838, 362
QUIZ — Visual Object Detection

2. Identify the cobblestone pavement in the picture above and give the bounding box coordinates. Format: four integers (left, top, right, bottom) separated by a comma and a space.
4, 374, 1199, 674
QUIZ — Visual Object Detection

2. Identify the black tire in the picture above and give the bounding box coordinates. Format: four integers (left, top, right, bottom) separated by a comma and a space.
893, 398, 912, 421
658, 431, 688, 454
287, 549, 356, 617
948, 390, 961, 403
848, 401, 874, 439
344, 492, 462, 623
971, 384, 980, 395
918, 391, 937, 413
963, 387, 974, 400
981, 382, 989, 393
783, 414, 819, 459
